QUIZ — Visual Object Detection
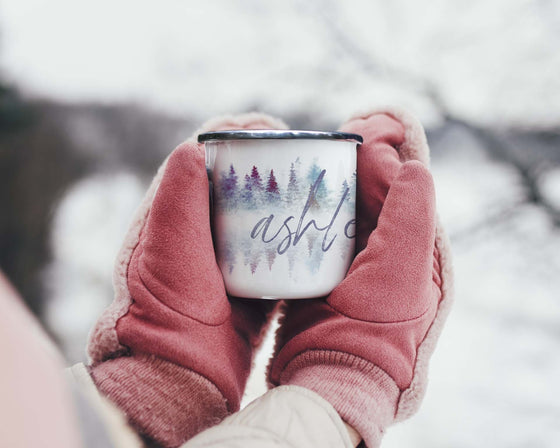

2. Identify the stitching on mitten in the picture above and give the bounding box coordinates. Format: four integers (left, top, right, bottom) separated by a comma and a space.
326, 295, 433, 325
130, 245, 231, 327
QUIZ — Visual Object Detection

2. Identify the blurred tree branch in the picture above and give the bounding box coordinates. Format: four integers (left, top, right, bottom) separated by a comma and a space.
0, 86, 88, 317
312, 0, 560, 230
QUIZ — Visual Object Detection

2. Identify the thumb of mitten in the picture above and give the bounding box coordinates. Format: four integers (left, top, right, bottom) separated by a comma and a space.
327, 160, 437, 323
130, 141, 229, 324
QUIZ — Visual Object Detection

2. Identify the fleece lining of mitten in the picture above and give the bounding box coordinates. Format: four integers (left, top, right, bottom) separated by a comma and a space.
346, 106, 454, 421
90, 355, 228, 447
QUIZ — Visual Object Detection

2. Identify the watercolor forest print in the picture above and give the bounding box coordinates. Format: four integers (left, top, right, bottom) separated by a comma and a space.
213, 157, 357, 278
214, 158, 356, 212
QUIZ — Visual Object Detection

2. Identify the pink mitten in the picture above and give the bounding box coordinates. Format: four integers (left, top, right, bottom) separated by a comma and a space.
87, 113, 286, 447
268, 109, 453, 447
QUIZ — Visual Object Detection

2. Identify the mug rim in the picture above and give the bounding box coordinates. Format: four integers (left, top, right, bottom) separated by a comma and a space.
198, 129, 363, 144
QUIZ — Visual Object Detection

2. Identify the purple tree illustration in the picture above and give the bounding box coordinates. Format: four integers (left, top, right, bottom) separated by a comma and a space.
218, 164, 239, 209
286, 162, 299, 204
241, 165, 264, 208
221, 239, 236, 274
266, 169, 281, 204
249, 250, 261, 274
241, 238, 261, 274
266, 247, 276, 271
250, 165, 264, 190
241, 173, 255, 208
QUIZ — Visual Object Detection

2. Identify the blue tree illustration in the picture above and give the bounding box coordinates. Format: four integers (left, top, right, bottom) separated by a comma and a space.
307, 161, 328, 207
302, 232, 324, 274
287, 246, 297, 277
306, 233, 324, 274
306, 232, 316, 256
306, 183, 320, 210
340, 179, 350, 203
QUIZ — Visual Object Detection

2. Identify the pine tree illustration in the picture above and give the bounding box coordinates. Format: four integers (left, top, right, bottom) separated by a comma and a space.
242, 242, 251, 267
307, 161, 328, 206
307, 233, 324, 274
250, 166, 264, 189
266, 169, 281, 204
348, 171, 357, 207
287, 162, 299, 204
222, 240, 236, 274
250, 250, 261, 275
241, 174, 255, 208
287, 246, 297, 278
306, 233, 317, 256
249, 165, 264, 206
266, 247, 276, 271
307, 183, 320, 210
294, 157, 302, 172
340, 179, 350, 203
219, 164, 239, 209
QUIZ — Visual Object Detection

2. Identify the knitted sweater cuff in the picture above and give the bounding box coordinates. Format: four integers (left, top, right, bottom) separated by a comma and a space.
279, 350, 400, 448
90, 355, 228, 448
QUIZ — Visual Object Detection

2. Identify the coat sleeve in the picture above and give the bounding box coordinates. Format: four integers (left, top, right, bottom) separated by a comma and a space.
68, 363, 359, 448
66, 363, 143, 448
182, 385, 358, 448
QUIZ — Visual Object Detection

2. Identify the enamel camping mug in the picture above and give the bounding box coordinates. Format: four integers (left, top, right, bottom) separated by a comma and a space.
199, 130, 362, 299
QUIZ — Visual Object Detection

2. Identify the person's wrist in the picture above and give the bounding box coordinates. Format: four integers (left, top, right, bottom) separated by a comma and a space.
90, 355, 229, 447
275, 350, 399, 448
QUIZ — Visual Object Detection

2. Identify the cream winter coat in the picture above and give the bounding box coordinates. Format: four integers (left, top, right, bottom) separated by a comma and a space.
68, 363, 361, 448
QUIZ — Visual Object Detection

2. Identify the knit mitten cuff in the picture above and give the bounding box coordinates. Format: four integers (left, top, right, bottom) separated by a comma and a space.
90, 355, 228, 448
278, 351, 400, 448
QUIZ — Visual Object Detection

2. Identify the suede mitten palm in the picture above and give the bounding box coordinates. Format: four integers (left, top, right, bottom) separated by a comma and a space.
87, 113, 286, 448
268, 110, 453, 447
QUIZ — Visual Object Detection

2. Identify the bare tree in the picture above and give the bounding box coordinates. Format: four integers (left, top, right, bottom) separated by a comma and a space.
308, 0, 560, 232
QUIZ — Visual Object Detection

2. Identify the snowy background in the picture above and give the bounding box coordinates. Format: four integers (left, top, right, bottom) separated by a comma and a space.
1, 0, 559, 446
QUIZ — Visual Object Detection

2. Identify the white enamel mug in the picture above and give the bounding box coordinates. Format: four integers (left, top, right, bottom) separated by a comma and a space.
199, 130, 362, 299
